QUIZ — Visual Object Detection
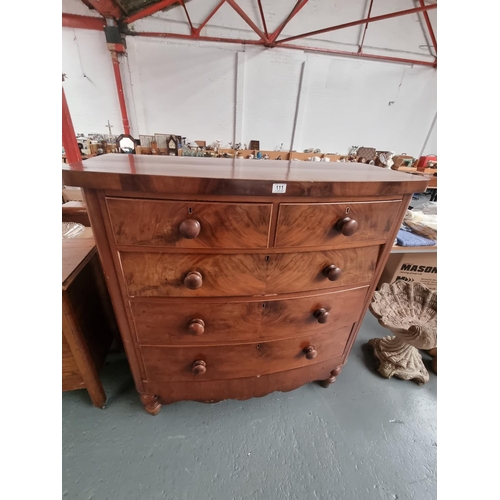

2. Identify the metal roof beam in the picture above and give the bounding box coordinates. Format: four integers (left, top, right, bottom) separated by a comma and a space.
257, 0, 269, 40
131, 30, 436, 67
85, 0, 123, 20
358, 0, 374, 53
226, 0, 268, 43
419, 0, 437, 54
62, 13, 106, 30
193, 0, 226, 36
180, 0, 195, 34
125, 0, 181, 24
268, 0, 309, 44
276, 3, 437, 44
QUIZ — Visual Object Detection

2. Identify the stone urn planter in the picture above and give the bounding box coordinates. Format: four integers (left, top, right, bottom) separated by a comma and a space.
367, 280, 437, 385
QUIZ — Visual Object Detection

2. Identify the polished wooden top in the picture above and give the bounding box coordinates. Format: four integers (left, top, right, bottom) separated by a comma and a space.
62, 154, 429, 197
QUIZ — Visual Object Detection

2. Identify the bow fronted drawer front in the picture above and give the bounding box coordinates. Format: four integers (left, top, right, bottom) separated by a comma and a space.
131, 286, 369, 345
120, 247, 379, 297
276, 200, 401, 248
140, 325, 354, 382
106, 198, 273, 249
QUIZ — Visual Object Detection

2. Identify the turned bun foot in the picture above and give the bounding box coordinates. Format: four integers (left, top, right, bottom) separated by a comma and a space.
320, 366, 342, 388
140, 394, 162, 415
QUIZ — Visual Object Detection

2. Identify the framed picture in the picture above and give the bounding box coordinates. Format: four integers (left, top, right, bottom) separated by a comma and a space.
154, 134, 168, 149
139, 135, 154, 147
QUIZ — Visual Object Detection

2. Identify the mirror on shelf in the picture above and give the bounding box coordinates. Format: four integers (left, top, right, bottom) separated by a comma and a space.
116, 134, 137, 154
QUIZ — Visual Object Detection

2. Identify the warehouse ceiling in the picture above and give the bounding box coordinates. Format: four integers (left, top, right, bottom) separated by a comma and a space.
64, 0, 437, 67
80, 0, 193, 19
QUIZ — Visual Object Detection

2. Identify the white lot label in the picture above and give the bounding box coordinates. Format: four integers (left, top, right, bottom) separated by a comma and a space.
272, 183, 287, 194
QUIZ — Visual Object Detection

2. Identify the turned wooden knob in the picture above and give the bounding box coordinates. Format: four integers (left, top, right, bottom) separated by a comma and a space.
303, 345, 317, 360
323, 265, 342, 281
192, 360, 206, 375
179, 219, 201, 239
188, 319, 205, 335
184, 271, 203, 289
314, 308, 330, 324
336, 217, 359, 236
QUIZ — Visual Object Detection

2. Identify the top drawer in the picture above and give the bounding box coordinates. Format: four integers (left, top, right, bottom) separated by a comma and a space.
106, 198, 273, 249
275, 200, 401, 248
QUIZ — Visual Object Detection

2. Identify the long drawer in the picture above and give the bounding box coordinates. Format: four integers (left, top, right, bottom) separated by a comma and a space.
106, 197, 273, 249
131, 286, 369, 344
275, 200, 401, 248
140, 324, 354, 382
120, 246, 379, 297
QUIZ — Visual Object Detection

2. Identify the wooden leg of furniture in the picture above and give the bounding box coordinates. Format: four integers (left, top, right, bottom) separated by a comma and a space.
86, 378, 107, 409
367, 335, 429, 385
320, 366, 342, 388
140, 394, 162, 415
62, 296, 110, 409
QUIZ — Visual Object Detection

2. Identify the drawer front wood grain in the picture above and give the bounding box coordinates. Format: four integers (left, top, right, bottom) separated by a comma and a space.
141, 324, 354, 381
276, 200, 401, 247
121, 247, 378, 297
266, 246, 379, 294
131, 286, 369, 344
106, 198, 272, 249
121, 252, 267, 297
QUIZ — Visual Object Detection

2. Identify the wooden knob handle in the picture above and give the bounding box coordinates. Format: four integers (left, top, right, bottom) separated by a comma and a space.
188, 319, 205, 335
303, 345, 317, 360
179, 219, 201, 239
336, 217, 359, 236
192, 360, 206, 375
323, 265, 342, 281
314, 308, 330, 324
184, 271, 203, 290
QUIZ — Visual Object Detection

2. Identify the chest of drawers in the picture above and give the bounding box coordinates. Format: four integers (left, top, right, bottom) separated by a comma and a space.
62, 155, 428, 415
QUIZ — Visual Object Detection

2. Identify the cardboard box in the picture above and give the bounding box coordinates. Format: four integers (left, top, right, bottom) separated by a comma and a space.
378, 252, 437, 290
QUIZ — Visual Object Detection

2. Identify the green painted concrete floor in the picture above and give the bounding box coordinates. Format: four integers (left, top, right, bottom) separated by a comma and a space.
62, 310, 437, 500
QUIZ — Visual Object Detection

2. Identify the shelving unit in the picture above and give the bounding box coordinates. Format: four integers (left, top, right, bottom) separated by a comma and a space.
135, 147, 343, 161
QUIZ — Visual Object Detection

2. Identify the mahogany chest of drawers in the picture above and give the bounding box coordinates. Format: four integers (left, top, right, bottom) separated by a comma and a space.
62, 155, 428, 415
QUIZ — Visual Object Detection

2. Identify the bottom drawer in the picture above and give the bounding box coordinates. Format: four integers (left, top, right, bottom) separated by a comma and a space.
141, 324, 354, 382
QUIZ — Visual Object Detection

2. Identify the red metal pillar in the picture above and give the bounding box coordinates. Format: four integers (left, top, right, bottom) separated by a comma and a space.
62, 87, 82, 164
109, 47, 131, 135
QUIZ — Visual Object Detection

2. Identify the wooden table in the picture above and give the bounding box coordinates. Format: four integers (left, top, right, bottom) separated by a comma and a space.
62, 238, 118, 407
